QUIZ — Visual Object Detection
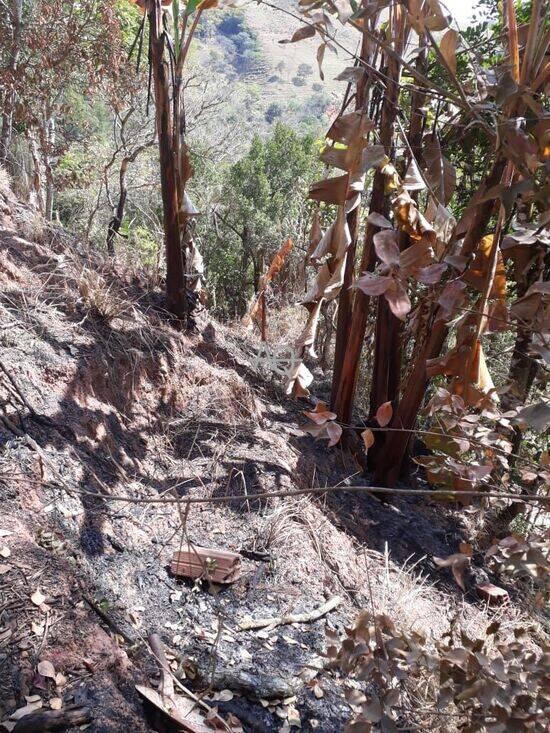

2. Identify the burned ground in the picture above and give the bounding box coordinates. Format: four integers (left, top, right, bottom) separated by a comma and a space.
0, 197, 540, 732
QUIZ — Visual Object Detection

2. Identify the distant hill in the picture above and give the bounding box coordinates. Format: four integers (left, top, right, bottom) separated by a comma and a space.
193, 3, 356, 140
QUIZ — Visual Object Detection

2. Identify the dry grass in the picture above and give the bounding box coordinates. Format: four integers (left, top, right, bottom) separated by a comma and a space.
236, 302, 305, 348
0, 166, 12, 200
13, 208, 48, 244
257, 498, 310, 552
366, 545, 450, 637
76, 267, 135, 322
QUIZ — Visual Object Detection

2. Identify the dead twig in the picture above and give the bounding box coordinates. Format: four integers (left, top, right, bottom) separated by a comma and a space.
238, 595, 342, 631
53, 482, 550, 507
0, 359, 37, 416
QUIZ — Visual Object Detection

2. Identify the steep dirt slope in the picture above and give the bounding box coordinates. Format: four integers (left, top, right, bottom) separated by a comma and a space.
0, 189, 530, 732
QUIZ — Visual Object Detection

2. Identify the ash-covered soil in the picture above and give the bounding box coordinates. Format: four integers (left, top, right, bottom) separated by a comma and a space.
0, 194, 518, 732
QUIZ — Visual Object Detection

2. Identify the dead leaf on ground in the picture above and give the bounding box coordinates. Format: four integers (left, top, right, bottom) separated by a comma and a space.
8, 699, 43, 720
303, 401, 337, 425
37, 660, 56, 679
459, 542, 473, 557
212, 689, 234, 702
136, 685, 211, 733
31, 589, 46, 606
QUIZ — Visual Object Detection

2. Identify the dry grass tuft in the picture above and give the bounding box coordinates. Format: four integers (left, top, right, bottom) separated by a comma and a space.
13, 208, 48, 244
0, 166, 12, 200
371, 545, 449, 637
257, 498, 311, 552
76, 267, 134, 322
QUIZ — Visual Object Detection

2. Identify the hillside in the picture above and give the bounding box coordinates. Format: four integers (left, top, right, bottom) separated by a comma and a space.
191, 2, 355, 140
0, 1, 548, 731
0, 173, 544, 733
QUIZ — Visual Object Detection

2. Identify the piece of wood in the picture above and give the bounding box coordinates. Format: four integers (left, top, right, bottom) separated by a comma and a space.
170, 545, 241, 584
238, 596, 342, 631
12, 706, 91, 732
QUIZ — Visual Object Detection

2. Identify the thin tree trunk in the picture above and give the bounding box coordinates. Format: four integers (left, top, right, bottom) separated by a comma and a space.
260, 291, 267, 341
106, 159, 129, 256
148, 0, 186, 318
331, 4, 373, 402
26, 129, 44, 214
0, 0, 23, 167
41, 113, 55, 221
369, 43, 427, 461
504, 258, 547, 461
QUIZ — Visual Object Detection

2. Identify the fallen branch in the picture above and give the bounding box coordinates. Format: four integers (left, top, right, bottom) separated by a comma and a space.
0, 360, 37, 416
148, 632, 175, 699
82, 592, 138, 646
49, 481, 550, 506
238, 595, 342, 631
12, 706, 91, 732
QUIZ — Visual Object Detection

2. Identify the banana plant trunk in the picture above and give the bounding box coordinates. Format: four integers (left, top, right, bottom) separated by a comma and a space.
331, 8, 406, 426
375, 159, 507, 485
331, 2, 377, 403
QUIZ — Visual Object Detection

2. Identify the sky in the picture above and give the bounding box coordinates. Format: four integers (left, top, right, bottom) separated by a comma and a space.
444, 0, 478, 27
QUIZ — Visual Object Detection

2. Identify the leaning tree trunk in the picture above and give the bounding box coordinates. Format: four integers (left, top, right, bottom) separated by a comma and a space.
148, 0, 186, 319
105, 135, 154, 256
